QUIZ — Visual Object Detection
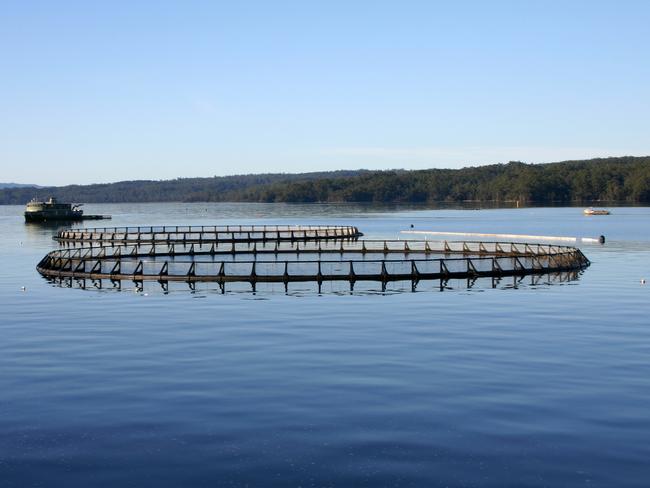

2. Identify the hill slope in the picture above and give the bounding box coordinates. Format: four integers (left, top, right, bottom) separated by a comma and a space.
0, 183, 40, 189
1, 157, 649, 204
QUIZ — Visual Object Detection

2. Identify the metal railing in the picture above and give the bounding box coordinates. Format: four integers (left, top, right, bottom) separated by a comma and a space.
55, 225, 363, 245
38, 238, 590, 287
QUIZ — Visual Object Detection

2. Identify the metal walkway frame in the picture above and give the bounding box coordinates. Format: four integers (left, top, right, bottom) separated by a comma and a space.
38, 229, 591, 290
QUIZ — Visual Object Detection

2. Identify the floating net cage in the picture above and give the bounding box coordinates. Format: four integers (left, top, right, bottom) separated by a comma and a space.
38, 225, 591, 294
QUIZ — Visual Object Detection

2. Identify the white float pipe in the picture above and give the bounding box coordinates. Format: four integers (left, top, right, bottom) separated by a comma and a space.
401, 230, 604, 244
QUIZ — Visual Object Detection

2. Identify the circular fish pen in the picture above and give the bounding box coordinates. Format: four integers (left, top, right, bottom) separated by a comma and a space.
38, 225, 591, 294
54, 224, 364, 245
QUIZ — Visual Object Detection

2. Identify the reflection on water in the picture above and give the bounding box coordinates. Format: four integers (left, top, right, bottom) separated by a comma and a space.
45, 270, 584, 296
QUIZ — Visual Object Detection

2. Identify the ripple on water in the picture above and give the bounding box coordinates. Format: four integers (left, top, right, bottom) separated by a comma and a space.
0, 204, 649, 487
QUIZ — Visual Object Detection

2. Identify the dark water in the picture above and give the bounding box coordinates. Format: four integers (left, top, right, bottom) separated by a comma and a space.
1, 203, 649, 487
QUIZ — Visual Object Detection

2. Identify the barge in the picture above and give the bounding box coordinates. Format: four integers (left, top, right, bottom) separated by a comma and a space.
24, 197, 111, 223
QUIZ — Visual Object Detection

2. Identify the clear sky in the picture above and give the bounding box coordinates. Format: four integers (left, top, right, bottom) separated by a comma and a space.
1, 1, 649, 185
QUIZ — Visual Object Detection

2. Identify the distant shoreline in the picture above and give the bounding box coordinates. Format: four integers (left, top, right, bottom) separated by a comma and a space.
1, 156, 649, 205
4, 201, 648, 209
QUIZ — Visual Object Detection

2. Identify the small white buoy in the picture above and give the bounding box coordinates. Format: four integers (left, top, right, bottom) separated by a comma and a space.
641, 279, 646, 285
21, 286, 26, 291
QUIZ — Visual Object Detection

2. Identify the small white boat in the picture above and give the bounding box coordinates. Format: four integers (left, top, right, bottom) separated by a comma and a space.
583, 208, 610, 216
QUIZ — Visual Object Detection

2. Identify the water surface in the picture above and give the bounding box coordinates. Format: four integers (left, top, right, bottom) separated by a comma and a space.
1, 203, 649, 487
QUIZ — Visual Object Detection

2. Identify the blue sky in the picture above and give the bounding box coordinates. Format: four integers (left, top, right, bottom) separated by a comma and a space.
1, 1, 649, 185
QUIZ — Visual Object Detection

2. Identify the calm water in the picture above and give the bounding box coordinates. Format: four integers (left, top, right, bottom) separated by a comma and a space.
1, 203, 649, 487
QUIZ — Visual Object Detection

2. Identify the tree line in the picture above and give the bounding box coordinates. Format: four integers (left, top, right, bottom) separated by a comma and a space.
2, 156, 649, 205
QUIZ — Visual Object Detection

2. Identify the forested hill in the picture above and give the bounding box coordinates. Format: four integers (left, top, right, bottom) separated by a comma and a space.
2, 156, 650, 205
0, 183, 40, 189
0, 170, 368, 205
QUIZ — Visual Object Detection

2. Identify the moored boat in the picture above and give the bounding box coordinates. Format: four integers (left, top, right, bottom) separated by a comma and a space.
24, 197, 111, 222
25, 197, 83, 222
583, 208, 610, 216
